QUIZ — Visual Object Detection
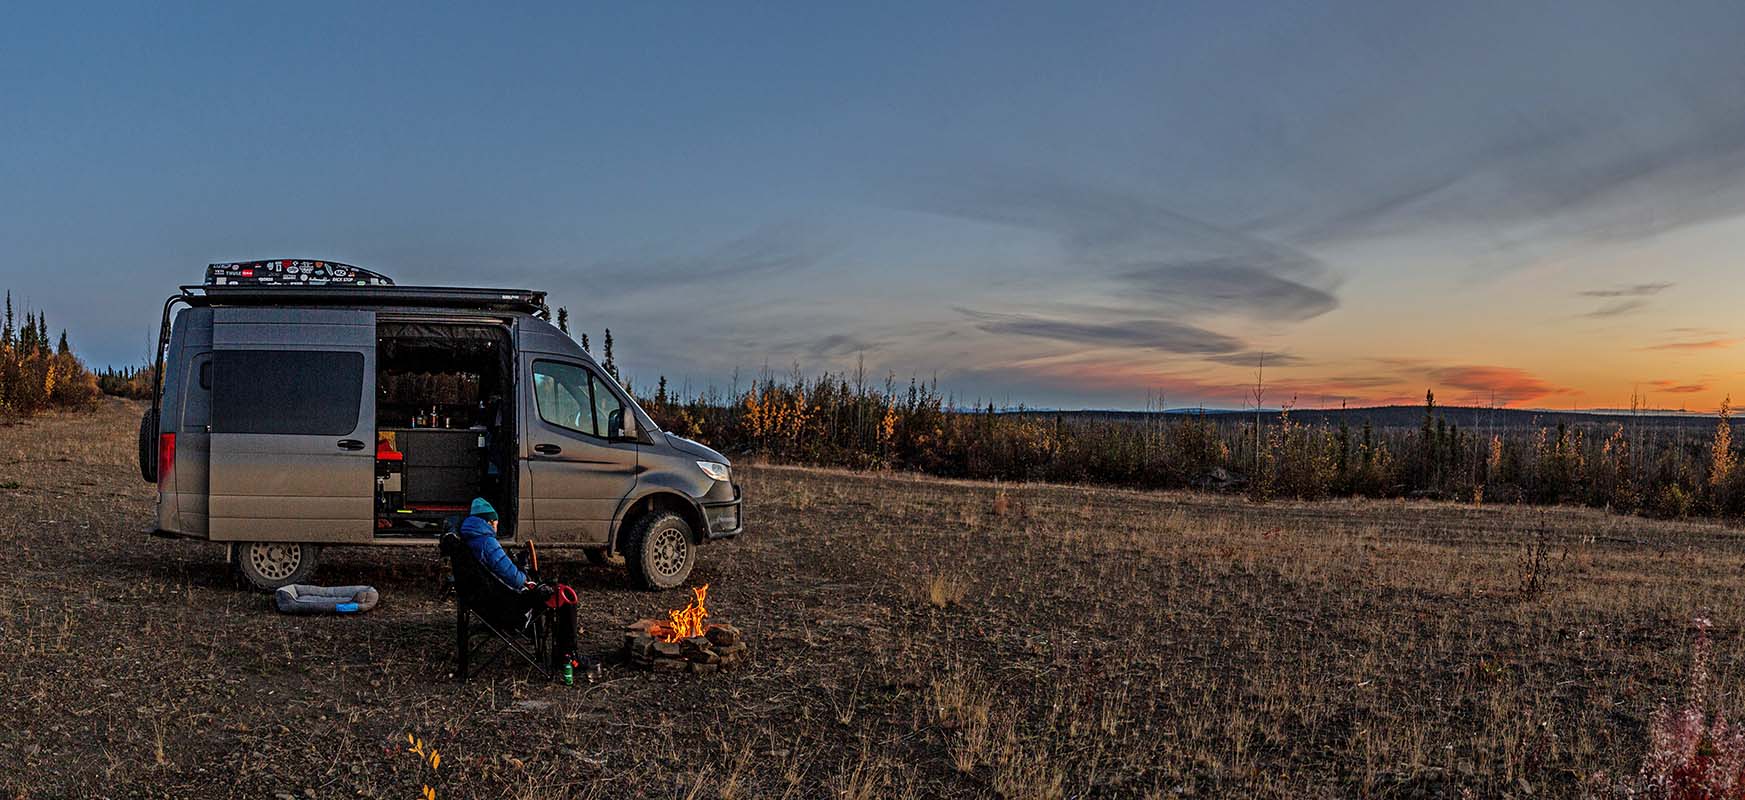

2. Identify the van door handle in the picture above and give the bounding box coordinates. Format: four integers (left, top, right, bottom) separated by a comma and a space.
337, 439, 366, 451
534, 443, 562, 455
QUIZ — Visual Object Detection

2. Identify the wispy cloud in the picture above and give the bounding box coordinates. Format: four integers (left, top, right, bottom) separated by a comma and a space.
1204, 350, 1303, 368
1575, 282, 1673, 319
1289, 96, 1745, 268
771, 333, 883, 360
1580, 282, 1674, 298
550, 224, 837, 299
1650, 379, 1707, 394
1429, 365, 1568, 405
915, 171, 1341, 323
1580, 298, 1650, 319
1323, 375, 1407, 390
956, 308, 1243, 355
1646, 338, 1738, 352
1119, 260, 1337, 322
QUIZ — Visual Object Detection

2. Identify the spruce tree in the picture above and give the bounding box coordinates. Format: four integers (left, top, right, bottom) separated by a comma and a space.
602, 329, 618, 380
1336, 413, 1350, 477
57, 329, 69, 355
1420, 389, 1437, 487
556, 307, 569, 334
1, 292, 11, 347
1435, 417, 1448, 486
36, 313, 49, 355
580, 333, 590, 354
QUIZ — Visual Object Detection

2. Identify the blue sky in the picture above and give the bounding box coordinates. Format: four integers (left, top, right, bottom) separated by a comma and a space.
5, 2, 1745, 409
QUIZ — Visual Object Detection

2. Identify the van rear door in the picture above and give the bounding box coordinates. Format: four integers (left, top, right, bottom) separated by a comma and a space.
207, 308, 376, 543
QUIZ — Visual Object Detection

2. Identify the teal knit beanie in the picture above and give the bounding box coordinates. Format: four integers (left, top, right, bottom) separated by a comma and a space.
469, 497, 499, 521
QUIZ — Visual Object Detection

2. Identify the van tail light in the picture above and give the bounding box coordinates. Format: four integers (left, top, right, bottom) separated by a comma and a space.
157, 433, 175, 493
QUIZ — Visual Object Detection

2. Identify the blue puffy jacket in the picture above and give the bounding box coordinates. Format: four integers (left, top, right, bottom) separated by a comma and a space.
458, 515, 527, 589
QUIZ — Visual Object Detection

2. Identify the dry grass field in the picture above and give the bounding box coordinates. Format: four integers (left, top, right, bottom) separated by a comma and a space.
4, 399, 1745, 798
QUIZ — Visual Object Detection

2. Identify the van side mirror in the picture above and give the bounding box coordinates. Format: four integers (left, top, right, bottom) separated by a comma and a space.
607, 408, 637, 440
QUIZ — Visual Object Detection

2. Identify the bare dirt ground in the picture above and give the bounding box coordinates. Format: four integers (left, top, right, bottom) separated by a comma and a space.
4, 399, 1745, 798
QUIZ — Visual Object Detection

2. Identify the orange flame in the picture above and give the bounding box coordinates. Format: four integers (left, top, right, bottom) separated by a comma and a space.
656, 583, 709, 643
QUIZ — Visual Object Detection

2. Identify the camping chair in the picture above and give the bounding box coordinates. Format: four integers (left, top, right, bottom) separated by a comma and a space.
439, 533, 560, 683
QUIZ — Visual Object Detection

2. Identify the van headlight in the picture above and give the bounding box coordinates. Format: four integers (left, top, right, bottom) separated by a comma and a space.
696, 461, 731, 482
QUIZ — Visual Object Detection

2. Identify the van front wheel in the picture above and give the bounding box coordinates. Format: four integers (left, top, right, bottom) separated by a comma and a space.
233, 542, 319, 591
621, 512, 695, 591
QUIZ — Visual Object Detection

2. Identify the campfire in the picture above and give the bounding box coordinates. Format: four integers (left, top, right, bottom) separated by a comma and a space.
656, 583, 711, 642
623, 584, 748, 673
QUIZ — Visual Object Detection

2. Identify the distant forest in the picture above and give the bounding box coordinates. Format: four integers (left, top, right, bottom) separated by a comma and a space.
629, 364, 1743, 522
0, 292, 99, 418
1042, 404, 1728, 433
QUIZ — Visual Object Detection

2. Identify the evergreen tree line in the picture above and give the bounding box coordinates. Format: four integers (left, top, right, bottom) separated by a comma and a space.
0, 291, 100, 417
95, 364, 157, 400
626, 368, 1745, 522
564, 316, 1745, 522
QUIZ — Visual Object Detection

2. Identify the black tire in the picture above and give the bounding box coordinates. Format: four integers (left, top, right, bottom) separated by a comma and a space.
138, 407, 159, 484
620, 511, 695, 591
233, 542, 320, 591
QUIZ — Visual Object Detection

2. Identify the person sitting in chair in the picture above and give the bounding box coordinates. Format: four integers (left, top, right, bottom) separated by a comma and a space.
457, 497, 533, 590
449, 496, 583, 680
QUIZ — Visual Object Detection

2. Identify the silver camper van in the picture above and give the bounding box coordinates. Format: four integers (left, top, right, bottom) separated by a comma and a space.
140, 260, 742, 591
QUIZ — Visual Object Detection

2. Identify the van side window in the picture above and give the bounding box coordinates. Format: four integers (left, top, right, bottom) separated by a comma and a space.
532, 361, 598, 436
211, 350, 364, 435
183, 353, 214, 429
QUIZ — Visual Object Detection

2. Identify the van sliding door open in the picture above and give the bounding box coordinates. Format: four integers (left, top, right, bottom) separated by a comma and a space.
207, 309, 376, 542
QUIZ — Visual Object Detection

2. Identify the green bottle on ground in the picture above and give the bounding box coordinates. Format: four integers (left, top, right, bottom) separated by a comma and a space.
562, 661, 574, 686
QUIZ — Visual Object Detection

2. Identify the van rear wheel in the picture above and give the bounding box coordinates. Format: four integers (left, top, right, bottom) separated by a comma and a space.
621, 512, 695, 591
233, 542, 319, 591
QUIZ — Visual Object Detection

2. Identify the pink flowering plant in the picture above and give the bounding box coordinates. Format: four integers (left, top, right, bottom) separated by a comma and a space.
1633, 617, 1745, 799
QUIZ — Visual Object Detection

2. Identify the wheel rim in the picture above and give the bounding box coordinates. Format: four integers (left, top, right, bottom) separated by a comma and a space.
248, 543, 302, 581
649, 527, 689, 578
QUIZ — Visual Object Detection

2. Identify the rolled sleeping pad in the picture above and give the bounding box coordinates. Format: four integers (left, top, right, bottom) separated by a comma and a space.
274, 584, 380, 615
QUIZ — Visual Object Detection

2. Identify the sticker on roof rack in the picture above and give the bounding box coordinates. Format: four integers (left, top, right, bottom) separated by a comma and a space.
205, 260, 393, 287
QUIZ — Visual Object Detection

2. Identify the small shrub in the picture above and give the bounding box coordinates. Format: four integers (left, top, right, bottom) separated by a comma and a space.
990, 485, 1010, 517
926, 573, 969, 608
1516, 525, 1554, 598
1655, 485, 1693, 520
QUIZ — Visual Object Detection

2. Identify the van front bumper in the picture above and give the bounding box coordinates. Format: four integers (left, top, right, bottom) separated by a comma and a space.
701, 484, 743, 539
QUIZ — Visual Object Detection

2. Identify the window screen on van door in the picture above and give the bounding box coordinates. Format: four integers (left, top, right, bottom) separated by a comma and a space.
211, 351, 364, 435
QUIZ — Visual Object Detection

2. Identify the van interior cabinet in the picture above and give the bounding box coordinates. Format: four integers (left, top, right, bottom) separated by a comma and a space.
387, 427, 486, 503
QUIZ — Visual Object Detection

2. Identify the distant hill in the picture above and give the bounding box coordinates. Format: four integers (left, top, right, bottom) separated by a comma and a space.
1014, 405, 1722, 432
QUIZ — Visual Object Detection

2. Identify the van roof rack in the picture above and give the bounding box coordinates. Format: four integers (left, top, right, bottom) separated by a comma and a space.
206, 259, 394, 287
179, 284, 550, 315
